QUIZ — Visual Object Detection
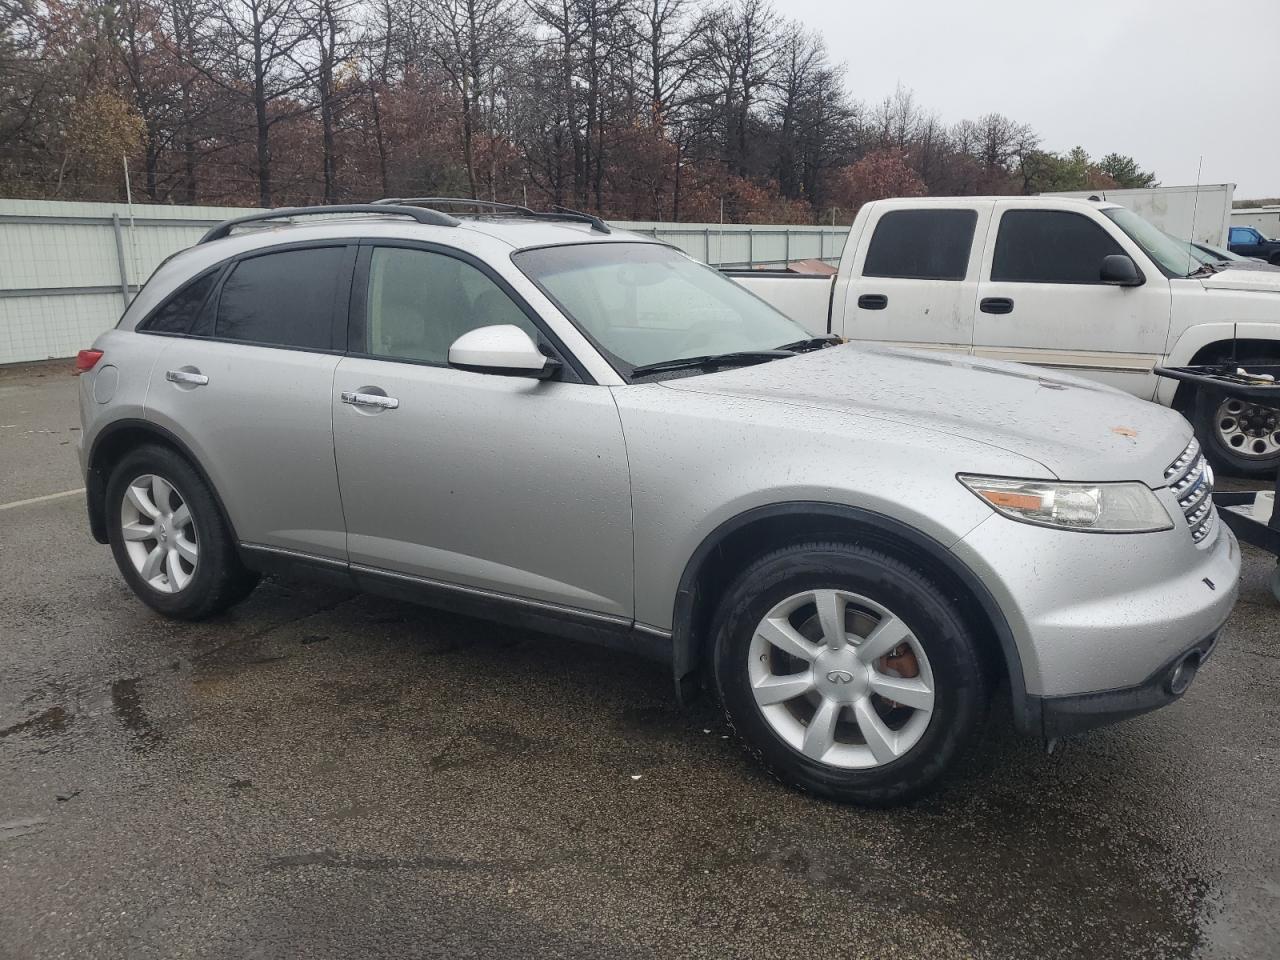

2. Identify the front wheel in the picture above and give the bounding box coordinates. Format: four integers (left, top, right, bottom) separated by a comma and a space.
105, 445, 259, 619
711, 542, 991, 806
1193, 384, 1280, 478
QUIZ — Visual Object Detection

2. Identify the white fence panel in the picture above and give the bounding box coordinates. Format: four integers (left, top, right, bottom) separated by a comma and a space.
0, 199, 847, 364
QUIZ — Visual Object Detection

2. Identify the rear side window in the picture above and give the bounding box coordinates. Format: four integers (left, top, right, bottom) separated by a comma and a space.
991, 210, 1124, 284
213, 246, 345, 349
862, 209, 977, 280
139, 271, 218, 334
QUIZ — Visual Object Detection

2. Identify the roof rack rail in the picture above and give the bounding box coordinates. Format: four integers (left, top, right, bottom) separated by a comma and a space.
549, 204, 611, 235
198, 204, 459, 244
374, 197, 533, 213
373, 196, 611, 235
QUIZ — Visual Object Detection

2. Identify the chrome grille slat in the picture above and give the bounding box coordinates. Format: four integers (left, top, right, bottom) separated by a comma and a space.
1165, 438, 1215, 543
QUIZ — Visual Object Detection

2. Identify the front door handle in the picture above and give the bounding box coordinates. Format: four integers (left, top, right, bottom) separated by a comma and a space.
980, 297, 1014, 315
341, 390, 399, 410
165, 369, 209, 386
857, 294, 888, 310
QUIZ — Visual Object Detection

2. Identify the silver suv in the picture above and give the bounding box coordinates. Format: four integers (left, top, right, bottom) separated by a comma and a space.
77, 200, 1241, 805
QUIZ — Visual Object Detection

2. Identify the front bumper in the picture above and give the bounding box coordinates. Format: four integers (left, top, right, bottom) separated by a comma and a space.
951, 509, 1240, 736
1033, 628, 1222, 739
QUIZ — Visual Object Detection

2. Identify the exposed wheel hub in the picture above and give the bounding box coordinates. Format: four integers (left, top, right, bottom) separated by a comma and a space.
1216, 398, 1280, 458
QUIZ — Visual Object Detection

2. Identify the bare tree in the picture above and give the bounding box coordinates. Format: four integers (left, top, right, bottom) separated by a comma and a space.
417, 0, 522, 199
189, 0, 311, 206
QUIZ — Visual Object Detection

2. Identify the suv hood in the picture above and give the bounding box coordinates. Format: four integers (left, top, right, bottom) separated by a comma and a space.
1200, 266, 1280, 292
661, 345, 1190, 483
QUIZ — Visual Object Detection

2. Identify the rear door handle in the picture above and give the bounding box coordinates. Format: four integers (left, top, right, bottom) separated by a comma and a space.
341, 390, 399, 410
980, 297, 1014, 315
165, 369, 209, 386
857, 294, 888, 310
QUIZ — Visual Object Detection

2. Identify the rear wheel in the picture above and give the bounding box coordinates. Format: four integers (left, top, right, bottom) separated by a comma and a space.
106, 445, 259, 619
711, 542, 991, 806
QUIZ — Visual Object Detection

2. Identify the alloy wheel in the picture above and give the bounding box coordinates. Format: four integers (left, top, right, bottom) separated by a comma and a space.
748, 589, 935, 769
119, 473, 198, 593
1216, 397, 1280, 459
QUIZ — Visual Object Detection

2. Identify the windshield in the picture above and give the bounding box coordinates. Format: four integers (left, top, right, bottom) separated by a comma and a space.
1101, 207, 1202, 276
512, 243, 810, 376
1195, 242, 1246, 262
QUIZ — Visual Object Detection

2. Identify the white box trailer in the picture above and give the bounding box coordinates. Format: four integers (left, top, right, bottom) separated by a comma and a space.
1231, 206, 1280, 239
1047, 183, 1234, 246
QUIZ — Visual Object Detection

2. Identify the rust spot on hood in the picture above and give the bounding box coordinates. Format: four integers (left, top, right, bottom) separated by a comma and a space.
1111, 426, 1138, 438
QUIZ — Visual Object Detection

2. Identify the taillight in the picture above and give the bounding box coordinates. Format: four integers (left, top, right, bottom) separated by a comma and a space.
75, 349, 104, 374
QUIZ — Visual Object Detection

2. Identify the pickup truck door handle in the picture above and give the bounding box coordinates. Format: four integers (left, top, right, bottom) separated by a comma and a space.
341, 390, 399, 410
980, 297, 1014, 315
857, 294, 888, 310
165, 369, 209, 386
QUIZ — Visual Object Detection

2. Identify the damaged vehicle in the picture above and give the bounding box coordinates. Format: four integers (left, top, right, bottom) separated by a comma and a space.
76, 200, 1240, 805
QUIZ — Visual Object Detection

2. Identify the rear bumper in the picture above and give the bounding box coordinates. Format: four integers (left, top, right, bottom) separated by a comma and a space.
1032, 627, 1223, 740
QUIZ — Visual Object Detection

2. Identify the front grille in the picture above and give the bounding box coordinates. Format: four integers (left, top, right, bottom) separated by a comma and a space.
1164, 438, 1216, 543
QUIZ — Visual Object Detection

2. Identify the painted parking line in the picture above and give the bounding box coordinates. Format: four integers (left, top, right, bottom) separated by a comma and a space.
0, 488, 84, 512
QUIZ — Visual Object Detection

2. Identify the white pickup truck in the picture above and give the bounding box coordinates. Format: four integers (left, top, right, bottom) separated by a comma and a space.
731, 196, 1280, 477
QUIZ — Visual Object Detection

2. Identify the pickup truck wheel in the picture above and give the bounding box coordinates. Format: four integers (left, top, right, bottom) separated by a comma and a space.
711, 542, 990, 806
1193, 384, 1280, 478
106, 445, 259, 620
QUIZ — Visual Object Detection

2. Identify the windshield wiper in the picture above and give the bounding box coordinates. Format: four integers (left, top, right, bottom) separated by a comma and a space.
775, 334, 842, 353
629, 350, 795, 377
1187, 262, 1218, 278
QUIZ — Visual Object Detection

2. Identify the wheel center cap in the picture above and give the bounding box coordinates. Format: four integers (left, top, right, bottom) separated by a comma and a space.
813, 649, 869, 702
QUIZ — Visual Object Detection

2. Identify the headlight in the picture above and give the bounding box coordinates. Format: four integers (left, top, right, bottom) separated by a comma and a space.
958, 475, 1174, 533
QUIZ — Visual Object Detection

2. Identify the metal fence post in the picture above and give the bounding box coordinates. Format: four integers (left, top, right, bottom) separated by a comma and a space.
704, 227, 711, 264
784, 229, 790, 268
747, 229, 753, 269
111, 213, 131, 304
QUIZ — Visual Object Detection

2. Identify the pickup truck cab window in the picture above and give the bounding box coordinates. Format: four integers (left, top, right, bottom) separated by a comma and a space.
862, 209, 977, 281
364, 246, 538, 364
513, 242, 808, 376
214, 246, 346, 349
991, 210, 1125, 284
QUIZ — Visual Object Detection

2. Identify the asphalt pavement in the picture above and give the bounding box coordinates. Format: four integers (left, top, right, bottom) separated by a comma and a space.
2, 361, 1278, 959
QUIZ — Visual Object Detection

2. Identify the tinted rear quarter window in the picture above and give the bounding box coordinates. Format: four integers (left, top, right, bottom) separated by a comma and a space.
862, 209, 977, 280
139, 271, 218, 334
991, 210, 1124, 284
214, 246, 345, 348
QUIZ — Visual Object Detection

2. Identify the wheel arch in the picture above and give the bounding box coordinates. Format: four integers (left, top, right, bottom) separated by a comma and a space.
86, 418, 239, 546
1168, 337, 1280, 413
670, 501, 1038, 734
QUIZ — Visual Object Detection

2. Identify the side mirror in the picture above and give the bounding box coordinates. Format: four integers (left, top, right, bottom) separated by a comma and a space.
448, 325, 561, 380
1100, 254, 1143, 286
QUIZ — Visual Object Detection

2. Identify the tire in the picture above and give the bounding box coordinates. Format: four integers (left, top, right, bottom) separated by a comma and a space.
1270, 564, 1280, 606
711, 542, 991, 806
1192, 367, 1280, 479
105, 444, 259, 619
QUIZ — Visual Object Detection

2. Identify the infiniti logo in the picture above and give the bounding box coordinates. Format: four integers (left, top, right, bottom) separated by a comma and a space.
826, 670, 855, 684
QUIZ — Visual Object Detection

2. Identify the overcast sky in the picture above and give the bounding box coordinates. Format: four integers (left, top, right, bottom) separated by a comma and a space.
785, 0, 1280, 199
